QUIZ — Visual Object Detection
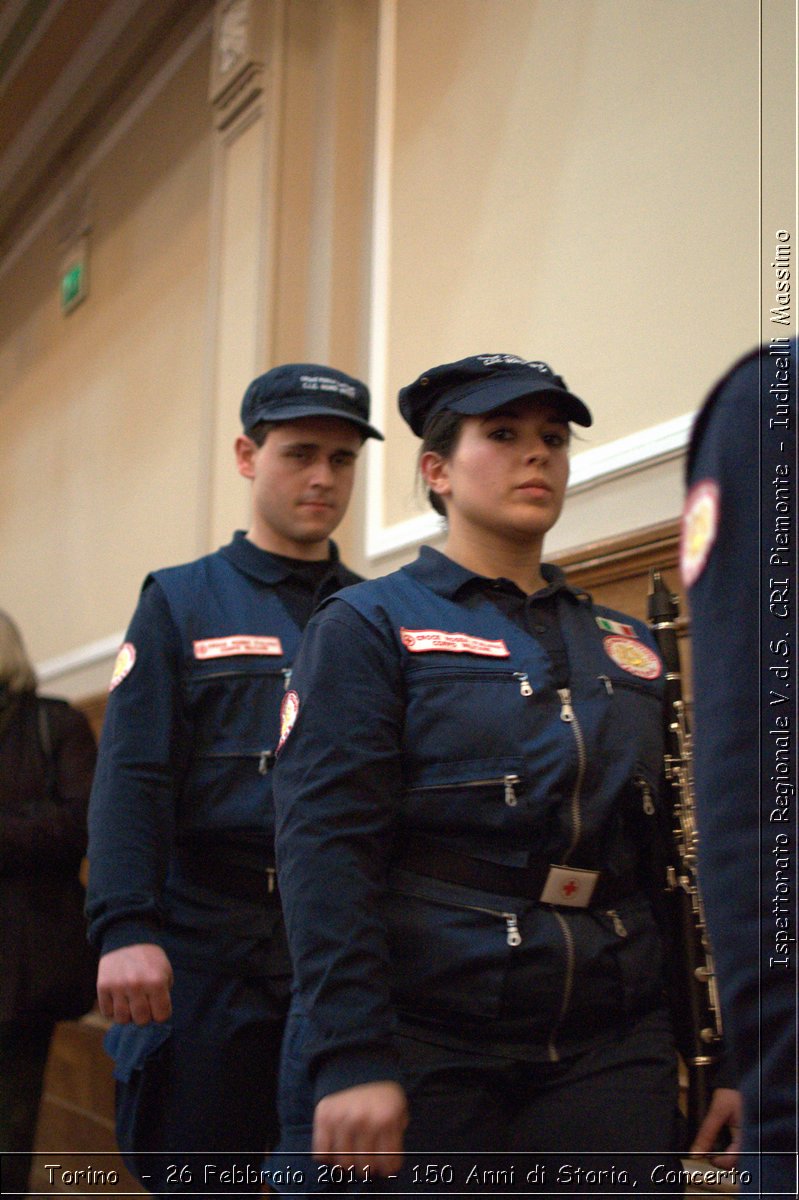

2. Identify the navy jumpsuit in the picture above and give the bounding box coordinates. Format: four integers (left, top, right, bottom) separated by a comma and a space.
87, 531, 360, 1195
272, 547, 684, 1193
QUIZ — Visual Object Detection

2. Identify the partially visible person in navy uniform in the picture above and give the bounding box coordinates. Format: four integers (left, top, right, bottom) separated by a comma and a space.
271, 354, 736, 1194
682, 339, 797, 1197
86, 364, 382, 1197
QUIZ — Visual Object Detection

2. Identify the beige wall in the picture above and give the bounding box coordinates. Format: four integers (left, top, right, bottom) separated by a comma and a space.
0, 0, 794, 697
0, 36, 214, 674
375, 0, 761, 537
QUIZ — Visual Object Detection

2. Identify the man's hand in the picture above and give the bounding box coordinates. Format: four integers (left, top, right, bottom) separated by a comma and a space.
690, 1087, 742, 1167
97, 944, 174, 1025
313, 1081, 409, 1177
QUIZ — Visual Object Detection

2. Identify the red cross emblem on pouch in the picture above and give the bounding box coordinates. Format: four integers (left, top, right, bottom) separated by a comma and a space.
539, 865, 600, 907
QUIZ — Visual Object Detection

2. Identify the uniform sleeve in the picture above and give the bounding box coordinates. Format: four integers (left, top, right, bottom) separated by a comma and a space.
86, 581, 190, 953
0, 704, 96, 870
273, 599, 405, 1103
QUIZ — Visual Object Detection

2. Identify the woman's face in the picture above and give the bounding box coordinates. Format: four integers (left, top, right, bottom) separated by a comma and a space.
423, 399, 571, 545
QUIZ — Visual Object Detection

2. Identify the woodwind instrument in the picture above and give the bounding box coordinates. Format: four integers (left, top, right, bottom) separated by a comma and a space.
647, 568, 724, 1142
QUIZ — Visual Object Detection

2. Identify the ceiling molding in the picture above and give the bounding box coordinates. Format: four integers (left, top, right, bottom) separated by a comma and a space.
0, 0, 213, 251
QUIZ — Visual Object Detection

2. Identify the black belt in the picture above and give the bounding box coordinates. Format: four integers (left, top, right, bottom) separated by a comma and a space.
172, 847, 278, 901
393, 837, 638, 908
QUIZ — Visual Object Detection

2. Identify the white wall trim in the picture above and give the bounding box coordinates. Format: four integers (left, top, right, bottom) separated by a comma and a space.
36, 631, 124, 684
362, 1, 695, 564
35, 410, 695, 679
366, 411, 695, 561
567, 411, 694, 492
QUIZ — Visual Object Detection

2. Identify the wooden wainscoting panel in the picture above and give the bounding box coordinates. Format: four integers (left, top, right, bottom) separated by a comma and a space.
79, 693, 109, 742
30, 1012, 145, 1194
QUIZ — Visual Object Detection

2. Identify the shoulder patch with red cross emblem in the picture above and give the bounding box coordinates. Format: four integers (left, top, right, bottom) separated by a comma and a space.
277, 690, 300, 753
603, 635, 662, 680
109, 643, 136, 692
680, 479, 719, 588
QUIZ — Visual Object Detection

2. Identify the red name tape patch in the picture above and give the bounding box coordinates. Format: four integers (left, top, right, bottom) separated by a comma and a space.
400, 628, 510, 657
193, 636, 284, 659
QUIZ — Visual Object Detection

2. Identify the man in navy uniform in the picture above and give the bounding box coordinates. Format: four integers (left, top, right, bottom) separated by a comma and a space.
87, 364, 382, 1196
682, 339, 797, 1196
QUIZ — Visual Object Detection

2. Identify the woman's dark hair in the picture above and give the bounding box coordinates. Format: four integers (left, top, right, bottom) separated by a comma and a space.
418, 409, 466, 517
0, 610, 37, 693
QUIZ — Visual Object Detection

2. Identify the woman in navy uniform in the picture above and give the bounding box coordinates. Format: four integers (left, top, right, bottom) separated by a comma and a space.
273, 355, 707, 1193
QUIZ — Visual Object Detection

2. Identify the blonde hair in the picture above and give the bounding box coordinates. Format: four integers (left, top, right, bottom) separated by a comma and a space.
0, 610, 38, 693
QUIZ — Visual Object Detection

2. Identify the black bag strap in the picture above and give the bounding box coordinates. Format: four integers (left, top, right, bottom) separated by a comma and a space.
36, 700, 60, 803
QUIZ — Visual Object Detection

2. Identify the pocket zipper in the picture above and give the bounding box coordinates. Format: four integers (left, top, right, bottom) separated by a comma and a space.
196, 748, 275, 774
408, 667, 534, 698
189, 666, 290, 683
409, 773, 521, 808
392, 885, 522, 946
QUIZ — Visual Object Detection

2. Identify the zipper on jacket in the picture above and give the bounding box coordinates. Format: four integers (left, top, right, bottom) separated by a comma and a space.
557, 688, 587, 860
407, 667, 534, 698
636, 775, 656, 815
514, 671, 533, 697
189, 666, 289, 683
393, 885, 522, 947
606, 909, 628, 938
598, 674, 614, 695
608, 676, 661, 700
282, 667, 293, 691
259, 750, 275, 774
547, 910, 576, 1062
196, 748, 275, 774
410, 773, 521, 808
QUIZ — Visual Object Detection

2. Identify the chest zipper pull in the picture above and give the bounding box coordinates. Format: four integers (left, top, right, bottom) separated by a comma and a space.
606, 909, 628, 938
638, 778, 656, 815
504, 775, 519, 807
557, 687, 575, 723
514, 672, 533, 697
599, 674, 614, 695
266, 867, 276, 894
282, 668, 293, 691
505, 914, 522, 946
259, 750, 275, 775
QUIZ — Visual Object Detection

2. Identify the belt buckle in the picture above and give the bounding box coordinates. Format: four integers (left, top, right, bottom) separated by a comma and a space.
539, 865, 600, 908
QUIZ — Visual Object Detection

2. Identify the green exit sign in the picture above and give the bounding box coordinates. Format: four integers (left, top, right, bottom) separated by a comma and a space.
60, 238, 89, 313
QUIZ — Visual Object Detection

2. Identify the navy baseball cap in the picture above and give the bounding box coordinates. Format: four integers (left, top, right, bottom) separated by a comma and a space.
399, 353, 592, 437
241, 363, 383, 440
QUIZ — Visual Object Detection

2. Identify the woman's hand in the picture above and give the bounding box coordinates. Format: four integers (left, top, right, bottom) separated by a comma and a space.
690, 1087, 742, 1167
313, 1081, 409, 1177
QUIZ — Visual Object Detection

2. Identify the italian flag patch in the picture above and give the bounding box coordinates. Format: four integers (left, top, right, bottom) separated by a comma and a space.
595, 616, 636, 638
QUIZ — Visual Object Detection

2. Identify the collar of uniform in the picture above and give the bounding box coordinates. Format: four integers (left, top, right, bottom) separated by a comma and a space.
405, 545, 583, 602
219, 530, 343, 585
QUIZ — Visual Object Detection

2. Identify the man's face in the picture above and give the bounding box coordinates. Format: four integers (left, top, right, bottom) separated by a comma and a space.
235, 417, 364, 558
